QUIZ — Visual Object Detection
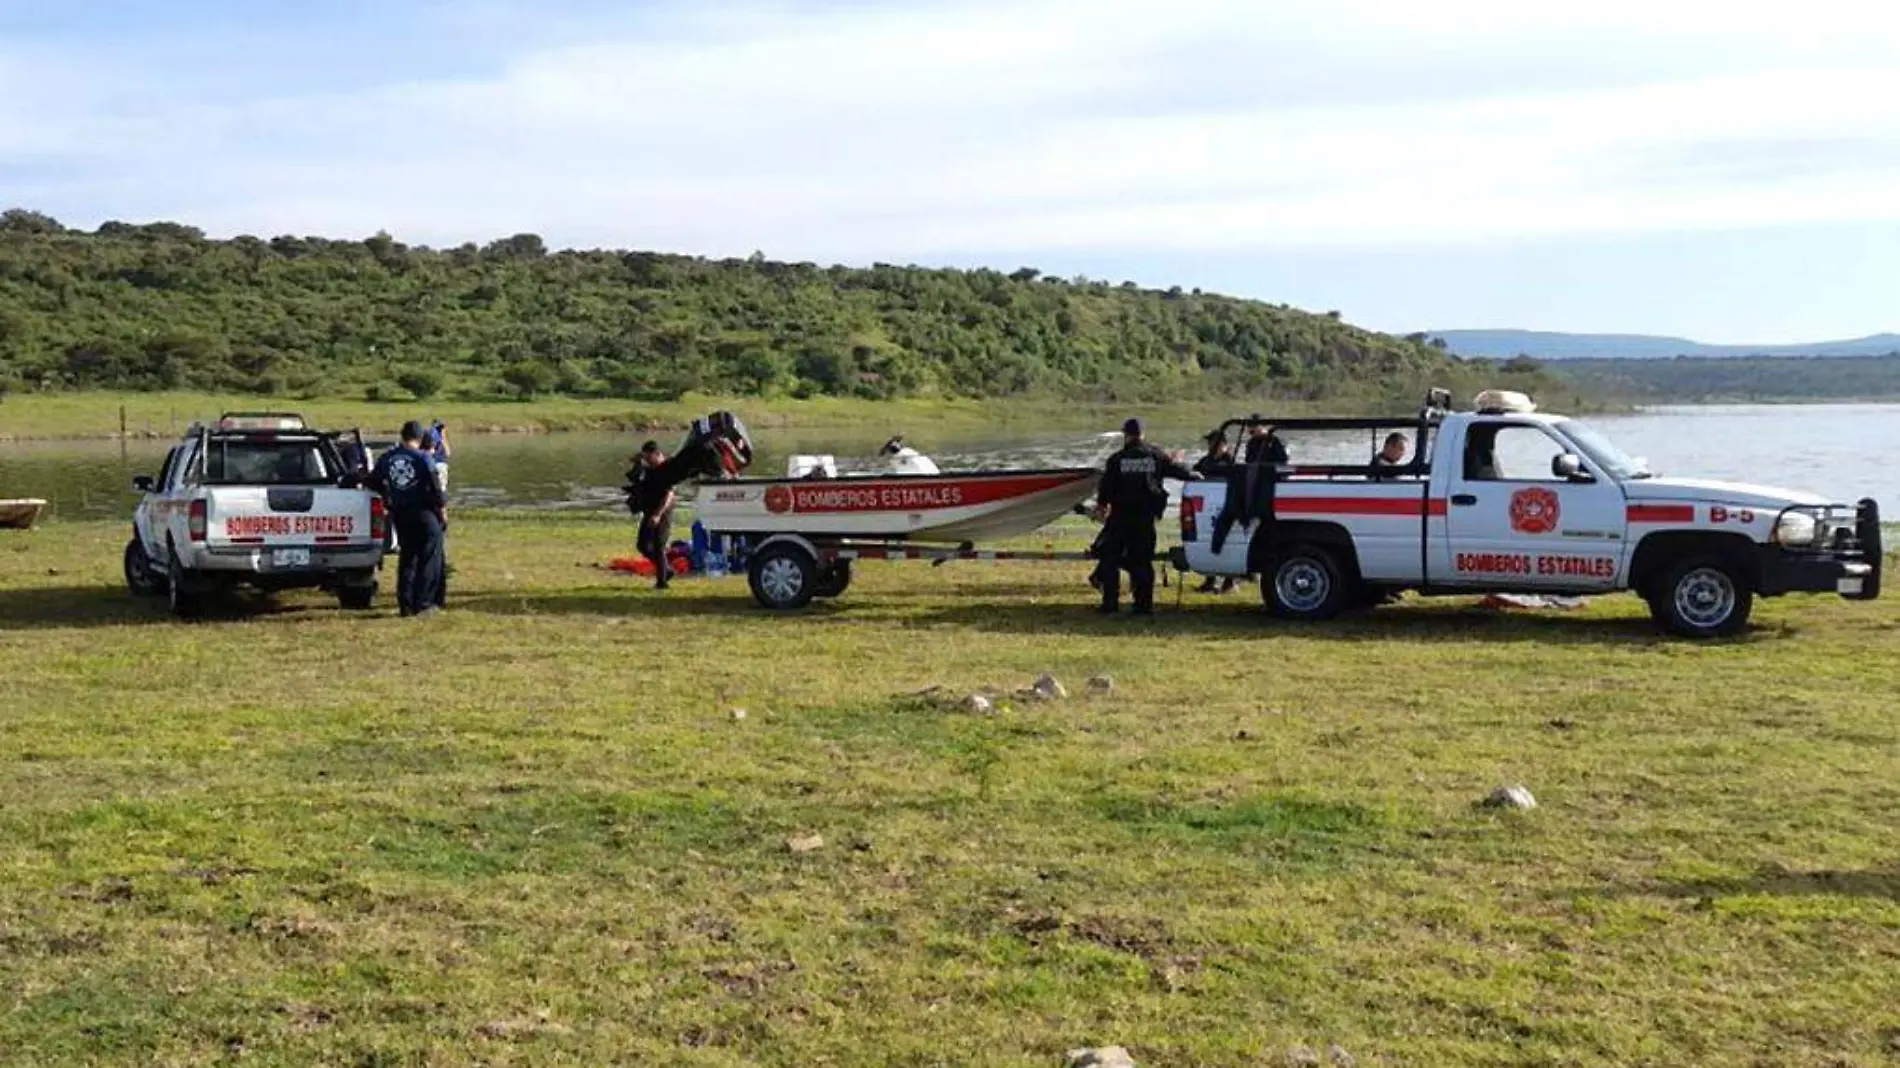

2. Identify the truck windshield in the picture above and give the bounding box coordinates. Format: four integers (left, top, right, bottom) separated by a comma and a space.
203, 438, 335, 485
1555, 420, 1649, 480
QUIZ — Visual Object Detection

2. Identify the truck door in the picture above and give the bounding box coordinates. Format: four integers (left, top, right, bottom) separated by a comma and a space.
1442, 421, 1625, 590
142, 445, 188, 558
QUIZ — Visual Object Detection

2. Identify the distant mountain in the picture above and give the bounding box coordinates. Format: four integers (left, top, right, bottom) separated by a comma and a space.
1425, 329, 1900, 361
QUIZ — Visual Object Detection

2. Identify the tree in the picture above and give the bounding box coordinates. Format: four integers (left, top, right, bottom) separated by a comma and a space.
1, 209, 63, 234
397, 370, 444, 400
500, 360, 558, 398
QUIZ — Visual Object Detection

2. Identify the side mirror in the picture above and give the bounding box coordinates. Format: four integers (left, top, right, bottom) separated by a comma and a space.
132, 475, 155, 493
1551, 454, 1592, 482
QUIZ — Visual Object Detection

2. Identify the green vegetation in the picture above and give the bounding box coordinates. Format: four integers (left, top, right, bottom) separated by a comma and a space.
0, 389, 1346, 443
0, 209, 1563, 411
4, 514, 1898, 1065
1551, 354, 1900, 403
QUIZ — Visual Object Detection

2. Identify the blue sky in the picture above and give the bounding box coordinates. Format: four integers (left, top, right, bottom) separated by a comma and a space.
3, 0, 1896, 342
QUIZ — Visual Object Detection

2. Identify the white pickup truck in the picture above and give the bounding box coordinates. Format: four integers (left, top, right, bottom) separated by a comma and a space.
1175, 390, 1882, 638
124, 412, 387, 617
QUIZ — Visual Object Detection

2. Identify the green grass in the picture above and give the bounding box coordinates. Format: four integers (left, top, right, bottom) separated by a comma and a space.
0, 391, 1270, 442
4, 516, 1899, 1066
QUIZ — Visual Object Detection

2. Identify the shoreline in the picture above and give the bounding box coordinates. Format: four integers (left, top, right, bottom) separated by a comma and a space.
0, 390, 1403, 444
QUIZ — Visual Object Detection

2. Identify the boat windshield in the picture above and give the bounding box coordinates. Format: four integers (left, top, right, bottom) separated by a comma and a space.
1555, 419, 1650, 480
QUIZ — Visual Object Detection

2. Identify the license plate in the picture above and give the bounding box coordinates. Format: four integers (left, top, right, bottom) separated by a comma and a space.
272, 548, 312, 568
1838, 577, 1864, 596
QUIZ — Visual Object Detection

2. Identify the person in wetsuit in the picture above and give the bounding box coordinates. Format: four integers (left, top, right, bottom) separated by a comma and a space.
1192, 430, 1239, 594
1094, 418, 1194, 615
627, 440, 677, 590
1209, 420, 1288, 555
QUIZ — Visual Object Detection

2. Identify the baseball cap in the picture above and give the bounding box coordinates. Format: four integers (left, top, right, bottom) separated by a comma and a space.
400, 419, 425, 441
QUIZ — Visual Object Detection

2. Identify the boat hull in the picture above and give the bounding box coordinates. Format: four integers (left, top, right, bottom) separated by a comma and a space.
693, 469, 1096, 542
0, 499, 47, 530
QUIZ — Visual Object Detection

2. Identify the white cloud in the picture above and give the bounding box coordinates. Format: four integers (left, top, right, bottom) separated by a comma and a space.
5, 0, 1899, 258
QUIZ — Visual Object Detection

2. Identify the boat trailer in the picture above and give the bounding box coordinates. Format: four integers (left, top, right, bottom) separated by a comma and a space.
738, 533, 1167, 611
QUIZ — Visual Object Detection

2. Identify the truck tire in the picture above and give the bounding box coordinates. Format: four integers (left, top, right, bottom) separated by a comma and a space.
1651, 555, 1753, 638
748, 543, 818, 611
337, 583, 377, 611
1262, 544, 1350, 621
124, 537, 165, 596
812, 560, 853, 599
167, 548, 202, 620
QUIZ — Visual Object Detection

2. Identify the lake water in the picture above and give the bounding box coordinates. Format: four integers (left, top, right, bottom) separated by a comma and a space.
4, 403, 1896, 522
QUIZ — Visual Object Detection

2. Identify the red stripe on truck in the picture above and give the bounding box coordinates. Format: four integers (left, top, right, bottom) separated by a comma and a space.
1628, 504, 1694, 523
1277, 497, 1448, 517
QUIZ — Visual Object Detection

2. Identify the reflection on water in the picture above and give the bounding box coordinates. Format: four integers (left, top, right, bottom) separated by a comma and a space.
4, 403, 1897, 522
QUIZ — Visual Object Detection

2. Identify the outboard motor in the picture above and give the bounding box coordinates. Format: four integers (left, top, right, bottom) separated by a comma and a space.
649, 411, 756, 495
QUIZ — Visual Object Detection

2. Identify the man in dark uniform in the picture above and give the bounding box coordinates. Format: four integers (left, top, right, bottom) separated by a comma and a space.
1211, 419, 1289, 554
1192, 429, 1239, 594
1094, 418, 1194, 615
366, 420, 448, 617
630, 441, 677, 590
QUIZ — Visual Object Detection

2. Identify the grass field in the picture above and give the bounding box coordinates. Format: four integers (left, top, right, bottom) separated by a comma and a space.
0, 391, 1267, 443
3, 515, 1898, 1066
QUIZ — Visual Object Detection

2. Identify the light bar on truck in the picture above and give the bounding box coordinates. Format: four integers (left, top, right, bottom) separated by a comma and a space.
217, 412, 307, 431
1473, 389, 1536, 414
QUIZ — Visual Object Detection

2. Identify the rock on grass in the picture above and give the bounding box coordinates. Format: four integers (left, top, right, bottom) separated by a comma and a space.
1065, 1047, 1135, 1068
1483, 784, 1537, 810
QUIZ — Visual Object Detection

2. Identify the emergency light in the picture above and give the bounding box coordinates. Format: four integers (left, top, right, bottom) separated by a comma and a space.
217, 412, 307, 431
1473, 390, 1536, 414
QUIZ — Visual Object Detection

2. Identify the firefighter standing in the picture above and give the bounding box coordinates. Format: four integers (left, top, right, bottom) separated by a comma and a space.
1093, 418, 1194, 615
367, 419, 449, 617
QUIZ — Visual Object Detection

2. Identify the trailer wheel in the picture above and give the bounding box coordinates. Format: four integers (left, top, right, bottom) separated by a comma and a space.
1262, 544, 1349, 621
749, 543, 819, 611
1651, 555, 1753, 638
813, 560, 853, 599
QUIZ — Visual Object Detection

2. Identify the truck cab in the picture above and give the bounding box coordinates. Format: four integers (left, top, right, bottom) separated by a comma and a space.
126, 412, 388, 617
1177, 390, 1881, 637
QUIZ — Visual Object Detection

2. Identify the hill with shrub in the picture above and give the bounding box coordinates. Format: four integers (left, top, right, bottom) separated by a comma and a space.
0, 208, 1560, 408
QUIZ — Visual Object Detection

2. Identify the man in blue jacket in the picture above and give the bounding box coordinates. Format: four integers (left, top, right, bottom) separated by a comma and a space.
367, 420, 449, 616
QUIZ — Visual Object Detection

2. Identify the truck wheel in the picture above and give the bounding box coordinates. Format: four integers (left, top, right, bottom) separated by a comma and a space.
748, 543, 818, 611
337, 583, 377, 611
812, 560, 853, 599
1263, 544, 1349, 621
124, 538, 165, 596
167, 549, 202, 619
1652, 556, 1753, 638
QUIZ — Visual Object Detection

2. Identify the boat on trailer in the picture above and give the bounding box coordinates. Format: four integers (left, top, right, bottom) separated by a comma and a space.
692, 468, 1098, 543
649, 413, 1111, 609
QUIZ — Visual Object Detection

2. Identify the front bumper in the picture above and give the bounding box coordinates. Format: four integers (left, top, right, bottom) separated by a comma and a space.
1757, 498, 1882, 600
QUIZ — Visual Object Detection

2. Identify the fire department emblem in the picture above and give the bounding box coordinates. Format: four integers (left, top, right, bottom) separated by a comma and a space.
764, 485, 794, 514
1509, 487, 1560, 535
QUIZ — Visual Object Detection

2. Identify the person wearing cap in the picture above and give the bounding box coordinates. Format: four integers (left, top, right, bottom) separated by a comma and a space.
1092, 418, 1194, 615
1211, 418, 1290, 555
1191, 430, 1240, 593
423, 419, 452, 491
365, 419, 449, 617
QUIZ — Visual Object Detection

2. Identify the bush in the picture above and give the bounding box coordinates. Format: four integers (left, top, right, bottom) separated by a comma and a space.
396, 370, 444, 400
